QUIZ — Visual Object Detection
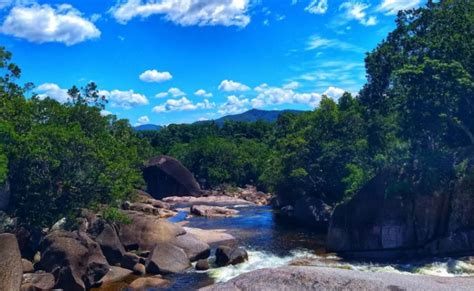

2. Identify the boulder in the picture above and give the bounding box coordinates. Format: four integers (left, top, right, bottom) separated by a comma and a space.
190, 205, 239, 218
133, 263, 146, 275
183, 227, 236, 245
121, 252, 141, 270
21, 272, 55, 290
118, 210, 185, 251
37, 231, 109, 290
128, 276, 170, 290
95, 223, 126, 265
215, 246, 248, 267
143, 155, 202, 199
174, 232, 211, 262
0, 233, 23, 291
195, 259, 210, 271
145, 243, 191, 274
293, 197, 332, 229
200, 266, 474, 291
21, 259, 34, 273
97, 266, 132, 286
164, 195, 254, 207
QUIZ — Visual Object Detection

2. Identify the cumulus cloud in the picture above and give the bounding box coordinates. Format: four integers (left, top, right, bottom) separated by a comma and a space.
218, 95, 250, 115
305, 0, 328, 14
153, 97, 214, 113
251, 83, 322, 108
137, 115, 150, 125
323, 86, 345, 99
218, 80, 250, 92
155, 87, 186, 98
378, 0, 422, 15
99, 89, 149, 109
111, 0, 251, 27
100, 110, 112, 116
194, 89, 213, 97
139, 69, 172, 83
36, 83, 70, 103
0, 4, 100, 45
339, 2, 377, 26
307, 34, 364, 53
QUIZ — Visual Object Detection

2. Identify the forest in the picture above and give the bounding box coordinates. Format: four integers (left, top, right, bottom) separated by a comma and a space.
1, 0, 473, 228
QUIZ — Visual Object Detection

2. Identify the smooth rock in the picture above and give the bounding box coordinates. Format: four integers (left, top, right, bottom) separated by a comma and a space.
95, 223, 125, 265
128, 276, 170, 290
195, 259, 210, 271
133, 263, 146, 275
190, 205, 239, 218
145, 243, 191, 274
97, 266, 132, 286
164, 195, 253, 207
215, 246, 248, 267
121, 252, 141, 270
0, 233, 23, 291
183, 227, 235, 245
21, 259, 34, 273
174, 232, 211, 262
21, 272, 55, 290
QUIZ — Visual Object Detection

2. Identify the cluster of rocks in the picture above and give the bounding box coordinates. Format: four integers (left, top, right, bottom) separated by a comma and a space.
274, 196, 333, 230
206, 185, 273, 206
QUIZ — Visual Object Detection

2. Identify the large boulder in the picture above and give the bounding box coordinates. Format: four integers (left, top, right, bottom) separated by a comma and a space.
143, 155, 202, 199
327, 169, 474, 259
145, 243, 191, 274
190, 205, 239, 218
0, 233, 23, 291
37, 231, 110, 290
95, 223, 126, 265
118, 210, 185, 251
200, 266, 474, 291
215, 246, 248, 267
128, 276, 170, 290
174, 232, 211, 262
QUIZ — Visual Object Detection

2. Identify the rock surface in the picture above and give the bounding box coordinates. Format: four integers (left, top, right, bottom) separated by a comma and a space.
215, 246, 248, 266
191, 205, 239, 218
183, 227, 235, 245
95, 223, 126, 265
195, 259, 210, 271
21, 259, 34, 273
21, 272, 56, 290
37, 230, 109, 290
0, 233, 23, 291
128, 276, 170, 290
145, 243, 191, 274
143, 155, 202, 199
164, 195, 254, 207
97, 266, 132, 286
201, 266, 474, 291
174, 232, 211, 262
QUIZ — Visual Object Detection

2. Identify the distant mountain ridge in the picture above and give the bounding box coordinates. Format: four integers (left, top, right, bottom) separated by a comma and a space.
212, 109, 306, 125
134, 124, 163, 131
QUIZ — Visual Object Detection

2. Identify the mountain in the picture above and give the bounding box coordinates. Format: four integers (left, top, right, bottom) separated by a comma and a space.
134, 124, 163, 131
212, 109, 306, 125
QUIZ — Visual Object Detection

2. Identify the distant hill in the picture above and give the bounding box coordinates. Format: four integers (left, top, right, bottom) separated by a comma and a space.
134, 124, 163, 131
212, 109, 306, 125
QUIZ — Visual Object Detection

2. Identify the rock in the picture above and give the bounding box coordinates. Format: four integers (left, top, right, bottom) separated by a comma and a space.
97, 266, 132, 286
293, 197, 332, 229
14, 226, 43, 260
327, 168, 474, 259
183, 227, 235, 245
95, 223, 126, 265
37, 230, 109, 290
163, 195, 254, 207
50, 217, 67, 231
21, 259, 34, 273
21, 272, 55, 290
215, 246, 248, 267
145, 243, 191, 274
200, 266, 474, 291
118, 210, 185, 251
143, 155, 202, 199
0, 233, 23, 291
128, 276, 170, 290
0, 180, 10, 211
133, 263, 146, 275
121, 252, 141, 270
191, 205, 239, 218
174, 232, 211, 262
195, 259, 209, 271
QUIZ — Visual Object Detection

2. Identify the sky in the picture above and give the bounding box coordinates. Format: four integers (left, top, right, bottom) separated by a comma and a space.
0, 0, 426, 126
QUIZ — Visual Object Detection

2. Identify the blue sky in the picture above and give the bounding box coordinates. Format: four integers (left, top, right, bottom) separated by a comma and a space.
0, 0, 425, 125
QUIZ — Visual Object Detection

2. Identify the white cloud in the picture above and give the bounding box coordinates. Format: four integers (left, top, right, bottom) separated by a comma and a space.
323, 86, 345, 99
251, 83, 322, 108
197, 117, 209, 121
218, 95, 250, 115
99, 89, 149, 109
305, 0, 328, 14
195, 89, 213, 97
155, 87, 186, 98
137, 115, 150, 125
339, 2, 377, 26
307, 35, 364, 53
36, 83, 70, 103
378, 0, 422, 15
139, 69, 172, 83
218, 80, 250, 92
153, 97, 214, 113
100, 110, 112, 116
111, 0, 251, 27
283, 81, 300, 90
0, 4, 100, 45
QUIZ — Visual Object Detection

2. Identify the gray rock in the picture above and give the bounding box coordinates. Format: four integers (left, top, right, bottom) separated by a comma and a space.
191, 205, 239, 218
95, 223, 125, 265
97, 266, 132, 286
145, 243, 191, 274
215, 246, 248, 267
0, 233, 23, 291
174, 232, 210, 262
21, 259, 34, 273
21, 272, 55, 290
121, 252, 141, 270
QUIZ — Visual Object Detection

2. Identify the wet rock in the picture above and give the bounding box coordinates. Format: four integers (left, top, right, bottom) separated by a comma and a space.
128, 276, 170, 290
118, 210, 185, 251
21, 259, 34, 273
145, 243, 191, 274
121, 252, 141, 270
174, 232, 211, 262
0, 233, 23, 291
133, 263, 146, 275
183, 227, 235, 245
195, 259, 210, 271
191, 205, 239, 218
95, 223, 126, 265
164, 195, 253, 207
97, 266, 132, 286
37, 230, 109, 290
21, 272, 55, 290
215, 246, 248, 267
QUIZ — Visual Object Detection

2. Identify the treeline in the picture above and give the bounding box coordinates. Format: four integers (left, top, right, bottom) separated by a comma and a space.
142, 0, 474, 207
